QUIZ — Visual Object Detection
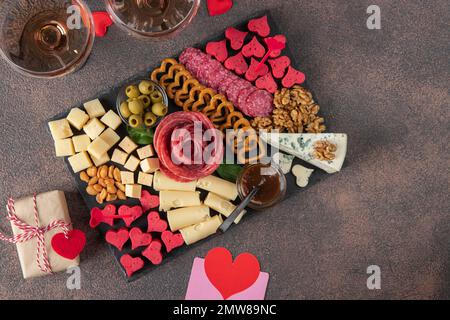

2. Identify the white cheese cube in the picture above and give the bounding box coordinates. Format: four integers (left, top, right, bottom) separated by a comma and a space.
72, 135, 91, 153
124, 155, 140, 172
99, 128, 120, 148
68, 152, 93, 173
83, 118, 105, 140
125, 184, 142, 199
100, 110, 122, 130
138, 172, 153, 187
54, 138, 75, 157
83, 99, 106, 118
87, 137, 110, 159
140, 158, 160, 174
66, 107, 89, 130
91, 152, 111, 167
120, 171, 134, 185
119, 136, 138, 154
136, 145, 155, 160
48, 119, 73, 140
111, 148, 128, 166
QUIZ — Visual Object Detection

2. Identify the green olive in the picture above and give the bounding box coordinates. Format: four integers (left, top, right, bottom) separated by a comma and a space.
128, 115, 143, 128
138, 95, 151, 108
139, 80, 155, 95
128, 99, 145, 115
144, 112, 157, 127
125, 85, 140, 99
150, 90, 163, 104
119, 101, 132, 119
152, 102, 168, 117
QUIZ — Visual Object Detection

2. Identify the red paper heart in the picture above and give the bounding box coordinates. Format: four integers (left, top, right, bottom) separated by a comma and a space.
245, 57, 269, 82
120, 254, 144, 277
129, 227, 152, 250
264, 35, 286, 58
248, 15, 271, 37
206, 39, 229, 62
147, 211, 168, 233
140, 190, 159, 212
105, 228, 129, 251
89, 205, 117, 228
118, 205, 143, 227
204, 247, 261, 300
206, 0, 233, 17
161, 231, 184, 253
268, 56, 291, 79
242, 36, 266, 59
92, 12, 113, 38
256, 72, 278, 93
282, 66, 306, 88
142, 240, 163, 265
224, 52, 249, 75
51, 229, 86, 260
225, 27, 248, 50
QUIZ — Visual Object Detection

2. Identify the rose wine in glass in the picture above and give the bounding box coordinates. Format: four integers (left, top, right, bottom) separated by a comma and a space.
105, 0, 201, 39
0, 0, 95, 78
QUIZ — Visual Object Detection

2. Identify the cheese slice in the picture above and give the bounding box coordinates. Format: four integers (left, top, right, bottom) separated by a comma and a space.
260, 132, 348, 174
153, 171, 197, 192
196, 175, 238, 201
204, 192, 246, 224
159, 191, 201, 212
180, 215, 223, 245
167, 205, 211, 232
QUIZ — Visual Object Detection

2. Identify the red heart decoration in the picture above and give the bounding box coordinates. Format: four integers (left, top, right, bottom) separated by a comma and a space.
282, 66, 306, 88
268, 56, 291, 79
248, 15, 271, 37
129, 227, 152, 250
256, 72, 278, 93
225, 27, 248, 50
140, 190, 159, 212
245, 57, 269, 82
92, 12, 113, 38
204, 247, 261, 300
161, 231, 184, 253
118, 205, 143, 227
120, 254, 144, 277
51, 229, 86, 260
264, 35, 287, 58
206, 0, 233, 17
142, 240, 163, 265
242, 36, 266, 59
105, 228, 129, 251
147, 211, 168, 233
224, 52, 249, 75
206, 39, 229, 62
89, 204, 117, 228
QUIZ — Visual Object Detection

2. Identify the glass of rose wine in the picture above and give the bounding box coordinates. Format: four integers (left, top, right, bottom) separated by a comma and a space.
0, 0, 95, 78
105, 0, 201, 39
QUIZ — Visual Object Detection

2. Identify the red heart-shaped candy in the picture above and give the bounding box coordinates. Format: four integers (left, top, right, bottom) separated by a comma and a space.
120, 254, 144, 277
256, 72, 278, 93
248, 15, 271, 37
161, 231, 184, 253
105, 228, 129, 251
51, 229, 86, 260
92, 12, 113, 38
225, 27, 248, 50
89, 204, 117, 228
242, 36, 266, 59
265, 35, 287, 58
245, 57, 269, 82
147, 211, 168, 233
118, 205, 143, 227
224, 52, 249, 75
206, 0, 233, 17
142, 240, 163, 265
282, 66, 306, 88
206, 39, 229, 62
140, 190, 159, 212
268, 56, 291, 79
129, 227, 152, 250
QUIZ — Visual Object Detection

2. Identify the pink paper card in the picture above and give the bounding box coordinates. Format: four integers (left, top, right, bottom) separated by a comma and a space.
185, 258, 269, 300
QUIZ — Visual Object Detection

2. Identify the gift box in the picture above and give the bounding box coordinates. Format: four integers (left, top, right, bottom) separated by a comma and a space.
2, 190, 80, 279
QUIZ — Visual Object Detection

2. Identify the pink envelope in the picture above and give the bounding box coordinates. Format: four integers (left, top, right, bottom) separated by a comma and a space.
185, 258, 270, 300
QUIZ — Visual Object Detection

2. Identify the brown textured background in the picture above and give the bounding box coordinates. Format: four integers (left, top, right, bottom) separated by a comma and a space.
0, 0, 449, 300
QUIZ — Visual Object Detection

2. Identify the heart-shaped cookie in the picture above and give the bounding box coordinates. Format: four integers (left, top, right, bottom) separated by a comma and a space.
255, 72, 278, 93
129, 227, 153, 250
118, 205, 143, 227
92, 12, 113, 38
147, 211, 168, 233
264, 35, 286, 58
268, 56, 291, 79
120, 254, 144, 277
248, 15, 271, 37
224, 52, 249, 75
105, 228, 129, 251
206, 39, 229, 62
206, 0, 233, 16
282, 66, 306, 88
51, 229, 86, 260
242, 36, 265, 59
245, 57, 269, 82
89, 204, 117, 228
161, 231, 185, 253
225, 27, 248, 50
141, 190, 160, 212
142, 240, 163, 265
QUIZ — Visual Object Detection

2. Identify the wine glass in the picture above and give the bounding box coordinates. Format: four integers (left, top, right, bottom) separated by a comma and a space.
0, 0, 95, 78
105, 0, 201, 39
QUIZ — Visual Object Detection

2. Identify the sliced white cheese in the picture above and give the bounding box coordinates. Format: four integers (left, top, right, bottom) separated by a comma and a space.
180, 215, 223, 245
261, 132, 347, 174
292, 165, 314, 188
153, 171, 197, 192
196, 175, 238, 201
167, 205, 211, 232
159, 191, 201, 212
204, 192, 246, 224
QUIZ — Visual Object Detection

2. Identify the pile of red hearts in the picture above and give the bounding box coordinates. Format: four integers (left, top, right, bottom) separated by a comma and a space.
205, 15, 306, 94
89, 191, 185, 277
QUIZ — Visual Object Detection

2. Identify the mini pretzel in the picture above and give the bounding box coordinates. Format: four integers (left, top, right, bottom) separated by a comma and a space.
210, 101, 234, 124
160, 64, 187, 89
166, 70, 192, 99
201, 94, 228, 115
150, 58, 178, 82
174, 78, 200, 107
191, 88, 216, 112
183, 85, 206, 111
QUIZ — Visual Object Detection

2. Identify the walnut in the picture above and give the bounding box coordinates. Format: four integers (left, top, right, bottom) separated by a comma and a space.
314, 140, 337, 161
251, 117, 273, 131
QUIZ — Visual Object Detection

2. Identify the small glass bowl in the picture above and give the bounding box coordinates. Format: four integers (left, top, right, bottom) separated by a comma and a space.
116, 78, 169, 129
237, 163, 287, 211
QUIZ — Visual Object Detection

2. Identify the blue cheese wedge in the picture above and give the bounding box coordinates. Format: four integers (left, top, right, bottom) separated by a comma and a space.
261, 132, 348, 174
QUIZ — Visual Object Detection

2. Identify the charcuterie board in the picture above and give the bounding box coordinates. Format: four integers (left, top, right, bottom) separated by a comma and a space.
47, 11, 346, 281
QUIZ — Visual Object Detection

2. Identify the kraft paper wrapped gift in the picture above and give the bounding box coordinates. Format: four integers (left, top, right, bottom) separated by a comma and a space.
7, 190, 80, 279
